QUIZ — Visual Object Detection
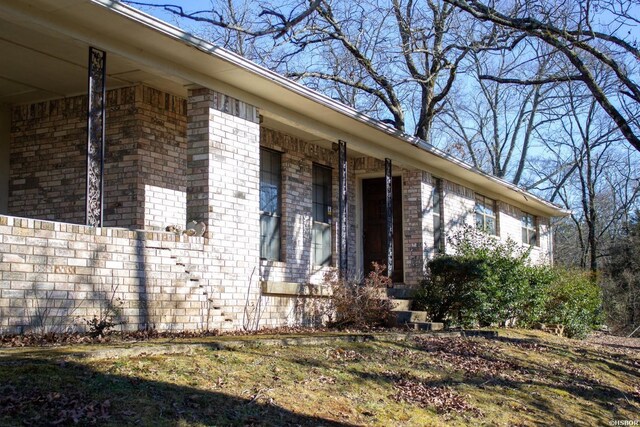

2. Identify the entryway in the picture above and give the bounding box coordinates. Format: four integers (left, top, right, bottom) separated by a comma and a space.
362, 176, 403, 283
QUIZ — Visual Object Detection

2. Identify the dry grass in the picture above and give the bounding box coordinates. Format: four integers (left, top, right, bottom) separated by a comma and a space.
0, 329, 638, 426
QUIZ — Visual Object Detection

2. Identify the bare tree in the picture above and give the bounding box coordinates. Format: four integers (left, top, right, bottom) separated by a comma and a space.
125, 0, 321, 39
439, 45, 564, 184
281, 0, 499, 139
442, 0, 640, 153
123, 0, 500, 140
542, 79, 640, 272
602, 210, 640, 334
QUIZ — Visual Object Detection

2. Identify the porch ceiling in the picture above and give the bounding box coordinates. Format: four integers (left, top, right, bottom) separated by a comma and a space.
0, 13, 190, 105
0, 6, 359, 157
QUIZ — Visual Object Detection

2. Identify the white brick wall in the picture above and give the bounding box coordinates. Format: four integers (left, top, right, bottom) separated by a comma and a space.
144, 185, 186, 229
437, 182, 551, 265
0, 215, 218, 334
187, 88, 269, 331
258, 128, 344, 287
498, 203, 552, 264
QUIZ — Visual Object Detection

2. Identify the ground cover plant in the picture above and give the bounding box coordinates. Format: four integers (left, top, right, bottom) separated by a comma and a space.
0, 329, 638, 426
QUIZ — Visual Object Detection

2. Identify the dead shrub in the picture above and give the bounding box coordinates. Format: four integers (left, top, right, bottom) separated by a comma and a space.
325, 262, 393, 329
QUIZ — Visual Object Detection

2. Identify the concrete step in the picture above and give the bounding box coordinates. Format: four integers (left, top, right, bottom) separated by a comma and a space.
406, 321, 444, 331
391, 299, 413, 311
391, 310, 428, 325
387, 288, 416, 299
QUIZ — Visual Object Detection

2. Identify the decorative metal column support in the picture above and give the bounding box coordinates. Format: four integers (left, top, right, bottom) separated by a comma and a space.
338, 140, 348, 277
85, 47, 106, 227
385, 158, 394, 279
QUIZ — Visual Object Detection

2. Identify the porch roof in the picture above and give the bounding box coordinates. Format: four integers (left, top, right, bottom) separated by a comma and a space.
0, 0, 569, 217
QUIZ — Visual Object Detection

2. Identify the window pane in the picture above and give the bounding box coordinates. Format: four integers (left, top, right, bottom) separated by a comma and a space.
475, 199, 484, 215
260, 148, 281, 260
486, 217, 495, 235
260, 214, 280, 260
521, 213, 538, 246
260, 149, 281, 215
475, 194, 497, 235
475, 212, 484, 230
260, 183, 279, 213
485, 203, 495, 217
312, 164, 332, 265
312, 223, 332, 266
433, 215, 442, 252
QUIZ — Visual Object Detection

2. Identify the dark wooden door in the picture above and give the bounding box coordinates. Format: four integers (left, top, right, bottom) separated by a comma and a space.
362, 177, 403, 282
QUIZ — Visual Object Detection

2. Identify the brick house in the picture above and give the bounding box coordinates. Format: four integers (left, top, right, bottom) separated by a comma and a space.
0, 0, 567, 333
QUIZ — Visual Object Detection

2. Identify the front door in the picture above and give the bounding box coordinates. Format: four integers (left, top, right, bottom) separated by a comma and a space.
362, 177, 403, 283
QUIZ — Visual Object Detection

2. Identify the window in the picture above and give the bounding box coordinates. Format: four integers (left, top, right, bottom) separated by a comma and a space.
521, 212, 538, 246
312, 164, 332, 266
260, 148, 281, 260
433, 178, 445, 253
475, 194, 497, 235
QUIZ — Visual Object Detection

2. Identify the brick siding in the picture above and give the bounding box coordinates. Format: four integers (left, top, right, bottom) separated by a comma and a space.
1, 85, 553, 334
9, 85, 187, 230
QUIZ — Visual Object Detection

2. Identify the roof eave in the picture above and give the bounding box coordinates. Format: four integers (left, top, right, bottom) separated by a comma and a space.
18, 0, 569, 217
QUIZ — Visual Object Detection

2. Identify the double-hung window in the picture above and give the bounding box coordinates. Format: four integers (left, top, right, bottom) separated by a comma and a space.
312, 164, 332, 266
521, 212, 538, 246
475, 194, 498, 235
260, 148, 281, 261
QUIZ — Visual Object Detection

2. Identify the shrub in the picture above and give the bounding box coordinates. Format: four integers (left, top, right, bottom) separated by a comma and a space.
516, 266, 555, 327
538, 269, 603, 338
413, 256, 484, 323
325, 263, 393, 329
83, 292, 125, 338
415, 226, 602, 337
448, 226, 533, 326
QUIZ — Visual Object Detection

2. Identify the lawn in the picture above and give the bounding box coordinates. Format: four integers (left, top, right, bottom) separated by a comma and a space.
0, 330, 638, 426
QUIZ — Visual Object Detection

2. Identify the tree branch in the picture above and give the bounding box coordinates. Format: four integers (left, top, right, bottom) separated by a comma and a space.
478, 74, 586, 85
123, 0, 321, 38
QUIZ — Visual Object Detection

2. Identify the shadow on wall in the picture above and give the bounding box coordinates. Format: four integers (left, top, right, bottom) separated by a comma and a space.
292, 290, 331, 327
16, 285, 84, 335
8, 229, 152, 335
444, 208, 473, 249
134, 230, 150, 329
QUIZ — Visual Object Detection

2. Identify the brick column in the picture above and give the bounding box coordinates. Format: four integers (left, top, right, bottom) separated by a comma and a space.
187, 88, 261, 329
402, 169, 435, 286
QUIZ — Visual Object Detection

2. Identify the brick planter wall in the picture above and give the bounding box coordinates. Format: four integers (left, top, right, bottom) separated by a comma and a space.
0, 214, 329, 334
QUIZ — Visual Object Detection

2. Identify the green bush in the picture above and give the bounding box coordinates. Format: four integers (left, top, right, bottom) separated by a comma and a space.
517, 266, 555, 327
414, 226, 602, 337
413, 256, 484, 322
538, 269, 603, 338
449, 226, 533, 326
